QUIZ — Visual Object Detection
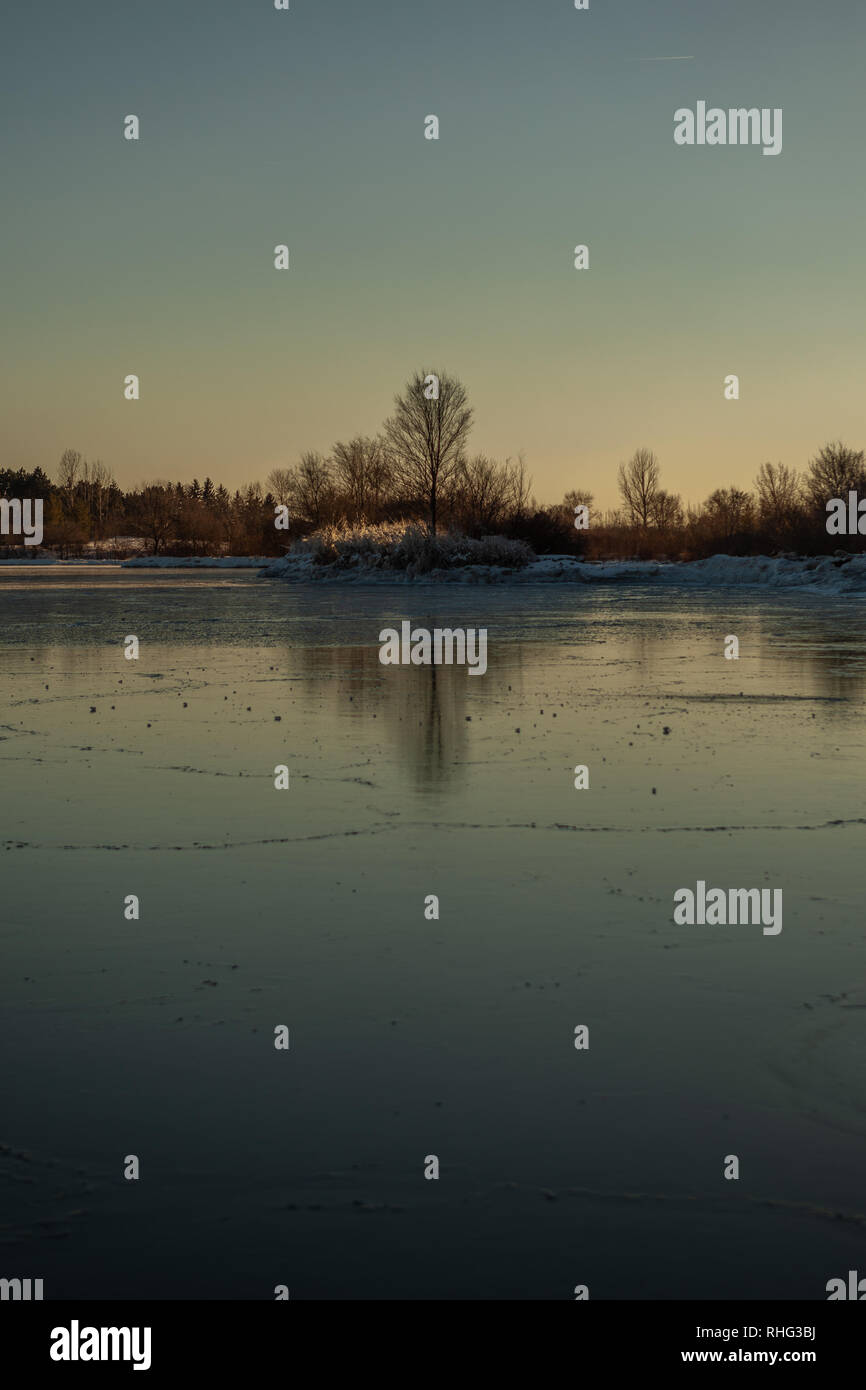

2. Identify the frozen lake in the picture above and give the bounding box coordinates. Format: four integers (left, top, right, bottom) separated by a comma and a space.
1, 566, 865, 1298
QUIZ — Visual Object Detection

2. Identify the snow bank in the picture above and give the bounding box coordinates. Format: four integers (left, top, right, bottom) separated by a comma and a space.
259, 551, 866, 593
668, 553, 866, 592
5, 550, 862, 591
121, 555, 271, 569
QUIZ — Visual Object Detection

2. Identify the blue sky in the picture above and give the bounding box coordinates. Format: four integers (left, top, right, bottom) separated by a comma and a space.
3, 0, 864, 508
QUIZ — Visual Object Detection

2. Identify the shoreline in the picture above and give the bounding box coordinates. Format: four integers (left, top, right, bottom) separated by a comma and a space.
1, 551, 864, 592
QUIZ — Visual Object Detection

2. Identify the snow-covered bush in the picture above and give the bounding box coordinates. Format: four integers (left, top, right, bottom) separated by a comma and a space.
292, 522, 534, 571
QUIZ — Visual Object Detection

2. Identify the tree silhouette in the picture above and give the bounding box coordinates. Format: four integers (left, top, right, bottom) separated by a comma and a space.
804, 441, 866, 510
385, 369, 473, 535
617, 448, 660, 528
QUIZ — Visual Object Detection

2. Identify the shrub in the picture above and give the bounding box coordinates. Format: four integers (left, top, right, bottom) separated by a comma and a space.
292, 522, 534, 571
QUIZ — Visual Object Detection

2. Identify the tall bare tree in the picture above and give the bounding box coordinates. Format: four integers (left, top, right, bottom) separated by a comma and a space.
754, 461, 802, 544
57, 448, 82, 505
617, 447, 660, 528
385, 369, 473, 534
82, 458, 115, 539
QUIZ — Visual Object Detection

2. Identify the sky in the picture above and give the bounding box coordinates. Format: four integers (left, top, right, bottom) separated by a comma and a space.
2, 0, 864, 511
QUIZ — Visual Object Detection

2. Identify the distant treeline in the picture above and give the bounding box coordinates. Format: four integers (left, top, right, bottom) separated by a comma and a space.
2, 370, 864, 559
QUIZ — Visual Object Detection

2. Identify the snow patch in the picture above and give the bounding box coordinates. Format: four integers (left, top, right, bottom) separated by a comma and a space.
258, 551, 866, 592
121, 555, 272, 569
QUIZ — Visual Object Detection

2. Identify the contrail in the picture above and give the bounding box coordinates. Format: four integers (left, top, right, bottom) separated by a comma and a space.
639, 56, 695, 62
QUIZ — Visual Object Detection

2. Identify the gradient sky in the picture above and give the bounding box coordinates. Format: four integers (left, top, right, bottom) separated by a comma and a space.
3, 0, 864, 510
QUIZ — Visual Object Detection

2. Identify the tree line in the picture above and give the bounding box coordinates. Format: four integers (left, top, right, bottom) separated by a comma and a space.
2, 370, 863, 558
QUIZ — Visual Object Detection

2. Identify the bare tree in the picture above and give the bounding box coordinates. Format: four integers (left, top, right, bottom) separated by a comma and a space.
332, 435, 392, 520
291, 451, 336, 527
82, 458, 115, 539
561, 487, 594, 517
755, 461, 800, 515
385, 369, 473, 534
133, 483, 177, 555
506, 454, 533, 522
703, 486, 754, 544
754, 461, 802, 544
57, 448, 82, 504
266, 467, 295, 507
649, 489, 683, 529
617, 448, 660, 528
455, 454, 515, 534
804, 441, 866, 510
